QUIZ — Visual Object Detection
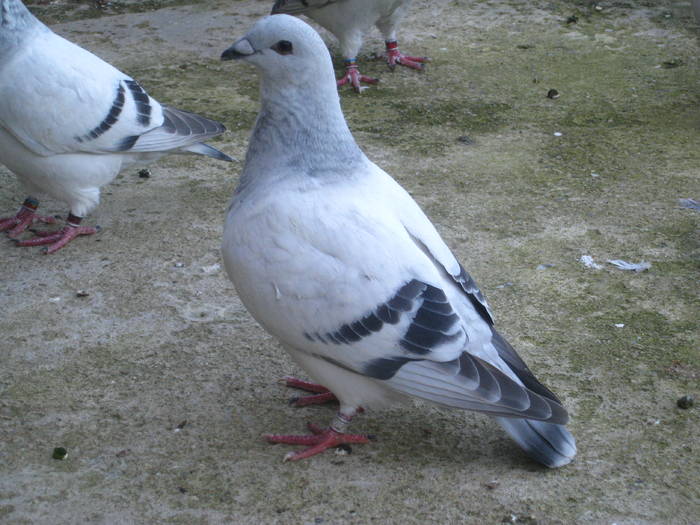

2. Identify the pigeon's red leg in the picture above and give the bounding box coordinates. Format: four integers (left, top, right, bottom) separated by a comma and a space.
384, 40, 429, 71
14, 213, 99, 254
282, 376, 338, 407
0, 197, 58, 237
264, 411, 373, 461
336, 59, 379, 92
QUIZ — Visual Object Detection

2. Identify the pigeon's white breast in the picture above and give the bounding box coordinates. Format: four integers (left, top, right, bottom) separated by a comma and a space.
222, 173, 438, 348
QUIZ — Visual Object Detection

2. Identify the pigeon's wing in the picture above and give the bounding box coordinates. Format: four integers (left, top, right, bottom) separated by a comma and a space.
385, 174, 566, 411
0, 28, 225, 157
389, 177, 495, 326
271, 0, 341, 15
126, 105, 226, 154
269, 169, 567, 423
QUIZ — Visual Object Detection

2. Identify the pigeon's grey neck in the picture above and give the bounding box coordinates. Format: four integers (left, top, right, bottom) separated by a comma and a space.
238, 78, 366, 192
0, 0, 44, 53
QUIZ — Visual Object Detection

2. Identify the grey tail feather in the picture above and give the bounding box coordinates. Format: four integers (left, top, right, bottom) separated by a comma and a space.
495, 417, 576, 468
181, 142, 234, 162
271, 0, 314, 15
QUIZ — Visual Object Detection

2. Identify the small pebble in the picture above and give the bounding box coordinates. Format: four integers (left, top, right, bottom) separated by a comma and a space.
661, 59, 682, 69
553, 132, 563, 137
52, 447, 68, 460
677, 395, 694, 409
174, 262, 185, 268
335, 444, 352, 455
614, 323, 624, 328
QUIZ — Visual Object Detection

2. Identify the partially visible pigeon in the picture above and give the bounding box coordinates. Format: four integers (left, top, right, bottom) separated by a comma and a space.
271, 0, 428, 92
0, 0, 233, 253
220, 15, 576, 467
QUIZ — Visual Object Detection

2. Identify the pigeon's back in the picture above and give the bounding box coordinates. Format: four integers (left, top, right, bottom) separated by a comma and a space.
0, 20, 168, 157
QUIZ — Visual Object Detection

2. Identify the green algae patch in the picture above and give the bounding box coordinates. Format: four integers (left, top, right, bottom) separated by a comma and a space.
385, 99, 511, 131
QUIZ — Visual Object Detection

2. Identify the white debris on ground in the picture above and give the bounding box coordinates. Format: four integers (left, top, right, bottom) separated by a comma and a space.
579, 255, 603, 269
607, 259, 651, 272
679, 198, 700, 211
580, 256, 651, 272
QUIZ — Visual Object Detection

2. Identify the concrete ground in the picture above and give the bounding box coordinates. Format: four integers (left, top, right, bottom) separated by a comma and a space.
1, 0, 698, 523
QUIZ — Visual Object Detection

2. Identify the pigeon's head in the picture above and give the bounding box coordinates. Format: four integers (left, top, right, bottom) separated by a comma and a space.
221, 14, 335, 90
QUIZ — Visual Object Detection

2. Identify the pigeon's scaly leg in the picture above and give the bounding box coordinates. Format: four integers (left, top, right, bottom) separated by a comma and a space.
264, 411, 373, 461
384, 40, 429, 71
15, 213, 99, 254
0, 197, 57, 237
283, 376, 338, 407
336, 58, 379, 92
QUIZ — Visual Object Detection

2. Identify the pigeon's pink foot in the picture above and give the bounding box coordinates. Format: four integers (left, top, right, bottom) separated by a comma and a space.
14, 213, 99, 254
337, 59, 379, 92
0, 198, 57, 237
385, 40, 429, 71
264, 416, 373, 461
283, 376, 338, 407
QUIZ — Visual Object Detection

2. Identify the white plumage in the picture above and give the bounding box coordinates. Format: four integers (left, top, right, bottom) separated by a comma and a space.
0, 0, 232, 252
221, 14, 576, 467
271, 0, 427, 91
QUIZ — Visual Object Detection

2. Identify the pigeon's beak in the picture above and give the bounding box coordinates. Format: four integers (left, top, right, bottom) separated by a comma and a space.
221, 38, 256, 61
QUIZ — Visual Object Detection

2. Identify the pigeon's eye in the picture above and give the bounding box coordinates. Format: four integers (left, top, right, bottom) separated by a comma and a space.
272, 40, 293, 55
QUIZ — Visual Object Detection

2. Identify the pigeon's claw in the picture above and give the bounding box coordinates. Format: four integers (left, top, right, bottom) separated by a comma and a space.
265, 423, 373, 462
337, 60, 379, 92
385, 40, 429, 71
14, 214, 99, 254
282, 376, 338, 407
283, 376, 331, 394
289, 391, 338, 407
1, 198, 57, 237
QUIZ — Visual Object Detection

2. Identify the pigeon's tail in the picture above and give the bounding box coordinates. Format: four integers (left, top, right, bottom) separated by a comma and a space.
181, 142, 234, 162
271, 0, 311, 15
495, 417, 576, 468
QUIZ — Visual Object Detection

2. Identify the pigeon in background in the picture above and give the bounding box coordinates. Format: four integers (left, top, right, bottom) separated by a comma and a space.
220, 15, 576, 467
271, 0, 428, 92
0, 0, 233, 253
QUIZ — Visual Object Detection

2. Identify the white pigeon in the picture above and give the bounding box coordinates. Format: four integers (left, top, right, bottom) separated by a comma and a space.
271, 0, 428, 91
220, 14, 576, 467
0, 0, 233, 253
